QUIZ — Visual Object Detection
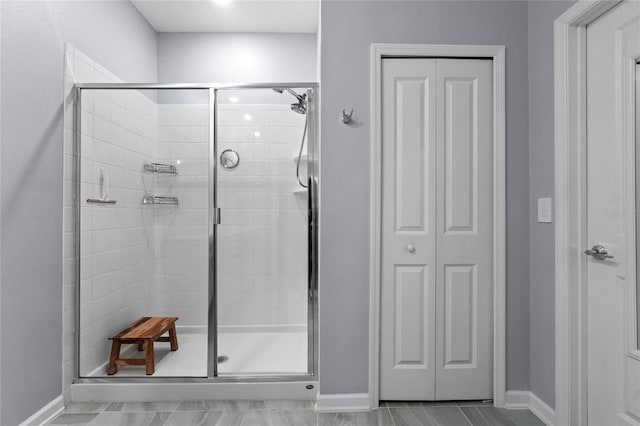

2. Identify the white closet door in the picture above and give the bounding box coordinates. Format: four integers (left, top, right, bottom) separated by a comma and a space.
380, 58, 437, 400
435, 59, 493, 400
380, 58, 493, 401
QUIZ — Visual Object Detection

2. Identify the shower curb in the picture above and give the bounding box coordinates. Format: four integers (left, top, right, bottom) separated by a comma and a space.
70, 381, 317, 402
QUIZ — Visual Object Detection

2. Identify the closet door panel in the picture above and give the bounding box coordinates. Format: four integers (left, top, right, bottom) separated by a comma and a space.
435, 58, 493, 400
380, 58, 437, 400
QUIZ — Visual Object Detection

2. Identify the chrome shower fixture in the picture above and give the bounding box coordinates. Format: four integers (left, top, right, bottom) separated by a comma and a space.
272, 87, 309, 188
273, 88, 307, 115
290, 96, 307, 115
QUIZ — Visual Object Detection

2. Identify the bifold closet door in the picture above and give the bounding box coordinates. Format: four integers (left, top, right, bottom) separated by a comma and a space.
380, 58, 493, 401
380, 58, 438, 400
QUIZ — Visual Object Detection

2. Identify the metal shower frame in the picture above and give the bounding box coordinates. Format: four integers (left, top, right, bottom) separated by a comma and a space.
72, 82, 319, 384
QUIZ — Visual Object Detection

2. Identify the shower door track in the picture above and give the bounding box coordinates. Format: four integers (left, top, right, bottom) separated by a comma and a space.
73, 82, 319, 384
74, 83, 318, 90
74, 375, 317, 383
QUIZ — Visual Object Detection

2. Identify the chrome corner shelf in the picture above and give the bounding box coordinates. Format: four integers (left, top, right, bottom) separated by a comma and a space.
142, 195, 179, 205
144, 163, 178, 174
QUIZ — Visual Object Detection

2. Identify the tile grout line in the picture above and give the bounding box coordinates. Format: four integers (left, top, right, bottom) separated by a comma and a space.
239, 403, 248, 426
458, 405, 475, 426
385, 406, 399, 426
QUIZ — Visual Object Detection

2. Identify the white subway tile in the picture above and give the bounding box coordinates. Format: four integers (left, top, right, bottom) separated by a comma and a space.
218, 109, 238, 126
64, 51, 75, 79
253, 143, 269, 159
187, 106, 209, 123
270, 109, 289, 126
69, 92, 313, 366
93, 116, 110, 142
236, 127, 254, 142
93, 93, 111, 122
81, 90, 95, 114
217, 126, 237, 143
80, 110, 94, 136
74, 55, 94, 82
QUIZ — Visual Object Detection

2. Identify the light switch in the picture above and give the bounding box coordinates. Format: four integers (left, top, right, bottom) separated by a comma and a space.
538, 198, 552, 223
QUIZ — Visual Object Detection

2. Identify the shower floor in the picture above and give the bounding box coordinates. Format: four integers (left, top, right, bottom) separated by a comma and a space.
90, 331, 307, 377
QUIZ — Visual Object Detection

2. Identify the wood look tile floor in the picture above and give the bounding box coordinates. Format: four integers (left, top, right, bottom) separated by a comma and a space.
48, 400, 545, 426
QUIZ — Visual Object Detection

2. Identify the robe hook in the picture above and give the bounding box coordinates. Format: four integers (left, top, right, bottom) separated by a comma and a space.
342, 108, 354, 124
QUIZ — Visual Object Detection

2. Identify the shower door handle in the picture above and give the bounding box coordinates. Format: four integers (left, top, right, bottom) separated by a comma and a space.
213, 208, 221, 225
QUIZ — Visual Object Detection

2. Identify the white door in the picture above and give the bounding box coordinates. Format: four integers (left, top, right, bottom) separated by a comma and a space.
585, 1, 640, 424
380, 58, 493, 400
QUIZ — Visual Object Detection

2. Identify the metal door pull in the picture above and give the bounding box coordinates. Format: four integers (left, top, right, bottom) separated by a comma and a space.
584, 244, 614, 260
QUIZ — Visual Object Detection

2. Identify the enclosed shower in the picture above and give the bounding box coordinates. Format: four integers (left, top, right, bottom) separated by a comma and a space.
72, 83, 318, 382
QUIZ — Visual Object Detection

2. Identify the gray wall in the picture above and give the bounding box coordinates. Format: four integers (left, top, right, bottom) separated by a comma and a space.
0, 5, 3, 423
158, 32, 317, 83
0, 2, 157, 424
0, 0, 584, 418
319, 0, 531, 394
157, 32, 317, 103
527, 0, 576, 409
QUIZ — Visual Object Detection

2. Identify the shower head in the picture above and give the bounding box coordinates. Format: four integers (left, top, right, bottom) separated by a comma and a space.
291, 97, 307, 115
273, 87, 307, 114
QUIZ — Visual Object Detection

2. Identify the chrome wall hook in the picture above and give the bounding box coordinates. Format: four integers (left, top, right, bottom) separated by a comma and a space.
342, 108, 354, 124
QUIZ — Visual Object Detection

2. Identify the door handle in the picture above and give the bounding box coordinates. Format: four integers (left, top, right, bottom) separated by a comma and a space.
584, 244, 614, 260
407, 244, 416, 253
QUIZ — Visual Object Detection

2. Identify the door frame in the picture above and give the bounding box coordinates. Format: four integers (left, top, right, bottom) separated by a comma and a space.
369, 44, 506, 409
553, 1, 627, 425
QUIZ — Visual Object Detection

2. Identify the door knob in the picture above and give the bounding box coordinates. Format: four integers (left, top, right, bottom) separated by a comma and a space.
407, 244, 416, 253
584, 244, 614, 260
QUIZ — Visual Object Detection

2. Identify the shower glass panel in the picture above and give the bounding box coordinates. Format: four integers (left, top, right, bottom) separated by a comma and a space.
636, 62, 640, 349
77, 88, 210, 377
215, 88, 311, 375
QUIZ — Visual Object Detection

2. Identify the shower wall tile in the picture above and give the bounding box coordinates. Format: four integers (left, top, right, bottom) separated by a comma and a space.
62, 45, 81, 397
63, 45, 157, 380
215, 104, 308, 328
155, 104, 210, 326
155, 103, 308, 329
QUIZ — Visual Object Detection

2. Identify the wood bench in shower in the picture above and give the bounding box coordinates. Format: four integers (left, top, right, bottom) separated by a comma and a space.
107, 316, 178, 375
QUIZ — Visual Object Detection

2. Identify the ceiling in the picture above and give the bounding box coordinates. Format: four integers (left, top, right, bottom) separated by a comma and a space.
131, 0, 319, 33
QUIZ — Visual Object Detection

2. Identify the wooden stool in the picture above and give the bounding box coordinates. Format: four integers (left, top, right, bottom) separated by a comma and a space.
107, 317, 178, 375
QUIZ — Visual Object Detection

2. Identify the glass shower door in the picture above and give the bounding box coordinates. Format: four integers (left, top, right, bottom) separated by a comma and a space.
215, 88, 311, 376
77, 88, 210, 377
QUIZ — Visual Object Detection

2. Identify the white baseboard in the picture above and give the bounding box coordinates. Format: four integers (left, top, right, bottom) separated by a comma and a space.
529, 392, 556, 426
315, 393, 371, 413
504, 390, 531, 409
19, 395, 64, 426
505, 390, 555, 426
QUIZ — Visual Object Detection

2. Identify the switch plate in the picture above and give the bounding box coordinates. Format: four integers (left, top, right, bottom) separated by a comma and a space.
538, 198, 552, 223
